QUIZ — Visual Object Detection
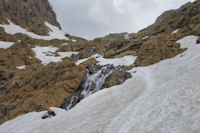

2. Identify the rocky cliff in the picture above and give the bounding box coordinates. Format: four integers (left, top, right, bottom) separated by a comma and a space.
0, 0, 60, 35
0, 0, 200, 125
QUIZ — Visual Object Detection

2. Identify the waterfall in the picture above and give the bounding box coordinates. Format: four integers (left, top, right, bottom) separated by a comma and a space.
66, 96, 76, 111
81, 65, 113, 98
64, 64, 128, 111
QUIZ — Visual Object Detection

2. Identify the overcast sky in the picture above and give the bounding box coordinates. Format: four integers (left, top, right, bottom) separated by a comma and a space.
49, 0, 194, 40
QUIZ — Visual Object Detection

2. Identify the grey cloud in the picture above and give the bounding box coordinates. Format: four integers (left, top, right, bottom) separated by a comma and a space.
49, 0, 194, 40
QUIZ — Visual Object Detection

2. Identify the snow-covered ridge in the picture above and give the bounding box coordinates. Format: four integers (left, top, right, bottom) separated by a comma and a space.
32, 46, 78, 65
0, 19, 69, 40
0, 41, 15, 49
1, 36, 200, 133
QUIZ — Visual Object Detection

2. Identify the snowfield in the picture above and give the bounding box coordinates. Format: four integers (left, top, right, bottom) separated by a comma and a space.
0, 35, 200, 133
0, 19, 69, 40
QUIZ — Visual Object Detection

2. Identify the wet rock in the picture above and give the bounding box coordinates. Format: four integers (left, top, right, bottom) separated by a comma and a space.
197, 36, 200, 43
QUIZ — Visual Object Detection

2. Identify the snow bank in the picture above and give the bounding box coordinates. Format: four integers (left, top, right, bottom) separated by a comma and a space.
0, 41, 15, 49
32, 46, 78, 65
1, 36, 200, 133
76, 54, 137, 66
0, 20, 69, 40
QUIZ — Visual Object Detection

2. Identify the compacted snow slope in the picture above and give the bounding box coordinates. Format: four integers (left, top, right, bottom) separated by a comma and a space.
0, 36, 200, 133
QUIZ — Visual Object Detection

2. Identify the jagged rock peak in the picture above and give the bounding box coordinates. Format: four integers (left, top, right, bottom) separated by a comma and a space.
0, 0, 61, 35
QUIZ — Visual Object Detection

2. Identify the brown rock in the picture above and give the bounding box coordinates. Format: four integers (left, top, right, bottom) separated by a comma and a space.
197, 36, 200, 44
103, 71, 131, 88
0, 0, 61, 35
115, 50, 137, 58
135, 34, 185, 66
104, 49, 115, 58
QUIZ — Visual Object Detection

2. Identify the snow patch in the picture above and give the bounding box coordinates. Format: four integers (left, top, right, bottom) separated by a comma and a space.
32, 46, 77, 65
172, 29, 179, 34
61, 43, 68, 46
96, 55, 137, 66
76, 54, 137, 66
142, 36, 149, 39
72, 39, 77, 42
124, 34, 131, 39
57, 52, 79, 57
16, 65, 26, 70
75, 54, 99, 65
0, 41, 15, 49
0, 19, 69, 40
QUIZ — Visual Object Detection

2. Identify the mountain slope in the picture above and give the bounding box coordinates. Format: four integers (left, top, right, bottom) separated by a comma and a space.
0, 35, 199, 133
0, 0, 200, 131
0, 0, 60, 35
0, 0, 87, 124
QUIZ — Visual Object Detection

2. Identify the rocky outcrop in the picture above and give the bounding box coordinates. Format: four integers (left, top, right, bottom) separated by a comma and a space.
0, 0, 60, 35
0, 57, 97, 124
0, 0, 88, 124
136, 0, 200, 38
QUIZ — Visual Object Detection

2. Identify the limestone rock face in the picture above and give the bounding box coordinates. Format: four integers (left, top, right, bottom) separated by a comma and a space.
0, 0, 60, 35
